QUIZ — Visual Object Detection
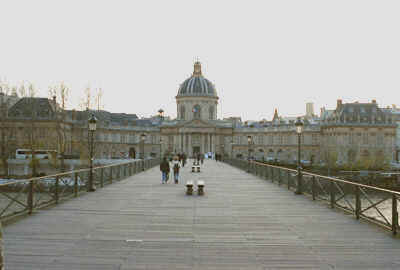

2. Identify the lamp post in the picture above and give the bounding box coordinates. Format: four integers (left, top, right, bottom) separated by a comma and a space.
294, 117, 304, 195
88, 114, 97, 192
247, 135, 252, 173
159, 137, 163, 160
231, 139, 234, 160
141, 133, 146, 171
158, 109, 164, 122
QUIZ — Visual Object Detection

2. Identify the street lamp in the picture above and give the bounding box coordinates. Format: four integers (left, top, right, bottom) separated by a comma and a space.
141, 133, 146, 171
88, 114, 97, 192
141, 133, 146, 159
158, 109, 164, 121
231, 139, 234, 161
294, 117, 304, 195
159, 137, 163, 160
247, 135, 252, 172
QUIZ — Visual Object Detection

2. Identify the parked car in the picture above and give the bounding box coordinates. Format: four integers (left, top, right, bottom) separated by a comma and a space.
390, 162, 400, 170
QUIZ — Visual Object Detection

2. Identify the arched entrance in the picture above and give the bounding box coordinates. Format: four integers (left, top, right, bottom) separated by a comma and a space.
129, 147, 136, 159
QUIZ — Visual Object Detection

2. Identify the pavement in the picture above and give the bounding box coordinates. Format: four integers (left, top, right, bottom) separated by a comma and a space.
3, 159, 400, 269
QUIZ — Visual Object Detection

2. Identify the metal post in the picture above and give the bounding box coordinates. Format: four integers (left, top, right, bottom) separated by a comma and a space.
312, 176, 316, 201
330, 181, 335, 209
295, 133, 303, 195
100, 168, 104, 188
247, 144, 250, 173
392, 194, 398, 235
28, 181, 34, 214
355, 186, 361, 220
110, 166, 113, 184
55, 176, 59, 204
88, 130, 95, 192
0, 220, 4, 270
278, 169, 282, 185
74, 172, 78, 197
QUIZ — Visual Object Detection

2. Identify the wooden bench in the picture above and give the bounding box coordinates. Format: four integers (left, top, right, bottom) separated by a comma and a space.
197, 180, 205, 195
186, 181, 193, 195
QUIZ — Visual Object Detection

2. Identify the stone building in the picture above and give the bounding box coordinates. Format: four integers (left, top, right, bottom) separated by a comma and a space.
0, 62, 397, 168
320, 99, 396, 167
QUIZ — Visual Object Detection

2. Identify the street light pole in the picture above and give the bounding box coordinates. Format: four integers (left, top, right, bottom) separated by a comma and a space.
247, 135, 252, 173
159, 137, 163, 161
88, 114, 97, 192
294, 117, 304, 195
141, 133, 146, 171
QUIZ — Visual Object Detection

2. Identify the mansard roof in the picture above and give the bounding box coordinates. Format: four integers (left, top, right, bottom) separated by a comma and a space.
8, 97, 57, 119
324, 101, 394, 125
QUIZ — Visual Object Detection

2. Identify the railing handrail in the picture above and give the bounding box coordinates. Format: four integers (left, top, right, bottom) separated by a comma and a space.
252, 161, 400, 196
0, 159, 149, 187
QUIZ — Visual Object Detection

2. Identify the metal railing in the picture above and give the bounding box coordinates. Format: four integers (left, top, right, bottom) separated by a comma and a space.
225, 158, 400, 235
0, 158, 159, 222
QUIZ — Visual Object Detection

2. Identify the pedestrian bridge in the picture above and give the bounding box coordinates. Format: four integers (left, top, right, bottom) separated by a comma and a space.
3, 159, 400, 269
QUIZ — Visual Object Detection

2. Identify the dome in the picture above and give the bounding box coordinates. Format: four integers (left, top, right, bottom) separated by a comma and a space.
177, 62, 217, 97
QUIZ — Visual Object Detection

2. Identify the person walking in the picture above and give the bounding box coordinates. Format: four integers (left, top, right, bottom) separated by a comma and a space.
182, 153, 187, 167
172, 156, 181, 184
160, 157, 170, 184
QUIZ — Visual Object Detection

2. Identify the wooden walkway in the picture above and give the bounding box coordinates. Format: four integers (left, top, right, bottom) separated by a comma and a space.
4, 160, 400, 269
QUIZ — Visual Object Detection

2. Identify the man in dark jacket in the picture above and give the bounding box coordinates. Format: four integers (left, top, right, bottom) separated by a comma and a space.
160, 157, 170, 184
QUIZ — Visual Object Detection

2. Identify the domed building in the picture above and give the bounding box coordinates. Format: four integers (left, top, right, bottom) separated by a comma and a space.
158, 61, 233, 157
176, 61, 218, 121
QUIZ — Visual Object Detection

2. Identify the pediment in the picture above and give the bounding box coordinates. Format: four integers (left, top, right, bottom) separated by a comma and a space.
181, 119, 216, 128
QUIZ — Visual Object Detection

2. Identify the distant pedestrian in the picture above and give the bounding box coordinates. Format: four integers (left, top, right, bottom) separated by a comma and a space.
172, 157, 181, 184
160, 157, 170, 184
182, 153, 187, 167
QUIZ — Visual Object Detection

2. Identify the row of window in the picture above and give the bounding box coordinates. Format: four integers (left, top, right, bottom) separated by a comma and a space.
180, 105, 215, 120
232, 134, 319, 145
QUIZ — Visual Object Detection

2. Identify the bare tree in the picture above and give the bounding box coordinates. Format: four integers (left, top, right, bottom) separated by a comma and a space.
0, 81, 11, 176
49, 82, 70, 172
95, 88, 104, 111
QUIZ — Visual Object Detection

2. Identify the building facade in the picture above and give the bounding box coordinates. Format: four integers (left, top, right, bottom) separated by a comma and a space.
0, 62, 397, 168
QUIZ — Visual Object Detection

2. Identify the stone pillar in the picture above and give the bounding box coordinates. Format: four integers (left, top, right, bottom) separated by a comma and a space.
188, 134, 192, 157
0, 221, 4, 270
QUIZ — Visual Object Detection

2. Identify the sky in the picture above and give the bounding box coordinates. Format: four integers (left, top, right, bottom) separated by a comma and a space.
1, 0, 400, 120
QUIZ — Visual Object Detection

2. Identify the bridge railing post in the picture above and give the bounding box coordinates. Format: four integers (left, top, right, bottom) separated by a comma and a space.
330, 180, 335, 209
110, 167, 113, 184
312, 176, 316, 201
55, 176, 59, 204
271, 167, 274, 183
74, 172, 78, 197
100, 168, 104, 188
27, 180, 34, 215
278, 169, 282, 185
392, 194, 398, 235
355, 186, 361, 220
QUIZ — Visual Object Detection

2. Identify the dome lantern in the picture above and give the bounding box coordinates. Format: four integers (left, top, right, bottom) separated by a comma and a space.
177, 62, 218, 98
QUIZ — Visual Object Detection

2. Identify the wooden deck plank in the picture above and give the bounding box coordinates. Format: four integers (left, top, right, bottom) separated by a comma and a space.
3, 159, 400, 269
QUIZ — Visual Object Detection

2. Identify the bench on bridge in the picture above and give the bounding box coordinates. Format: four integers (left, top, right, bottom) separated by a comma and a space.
197, 180, 205, 195
192, 166, 200, 173
186, 181, 193, 195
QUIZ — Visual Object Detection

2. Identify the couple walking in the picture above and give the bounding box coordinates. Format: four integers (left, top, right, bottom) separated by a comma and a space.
160, 156, 181, 184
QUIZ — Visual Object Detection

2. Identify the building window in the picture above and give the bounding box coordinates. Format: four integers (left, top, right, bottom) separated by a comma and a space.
209, 106, 214, 120
312, 134, 318, 145
362, 133, 368, 145
193, 104, 201, 119
180, 106, 186, 120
